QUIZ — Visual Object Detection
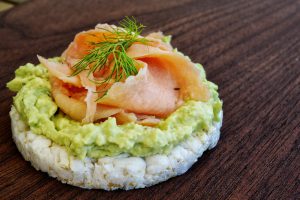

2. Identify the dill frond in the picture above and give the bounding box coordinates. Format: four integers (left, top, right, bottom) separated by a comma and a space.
70, 16, 148, 100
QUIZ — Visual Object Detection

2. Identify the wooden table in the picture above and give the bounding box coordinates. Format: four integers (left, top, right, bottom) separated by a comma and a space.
0, 0, 299, 199
0, 1, 28, 12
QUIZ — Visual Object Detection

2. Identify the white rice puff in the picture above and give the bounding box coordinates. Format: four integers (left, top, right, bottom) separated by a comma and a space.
10, 106, 222, 190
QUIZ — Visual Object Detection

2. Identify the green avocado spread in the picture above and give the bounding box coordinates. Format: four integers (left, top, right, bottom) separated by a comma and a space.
7, 59, 222, 159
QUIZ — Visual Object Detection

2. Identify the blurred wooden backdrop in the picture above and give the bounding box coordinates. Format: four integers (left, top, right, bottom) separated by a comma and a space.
0, 0, 299, 199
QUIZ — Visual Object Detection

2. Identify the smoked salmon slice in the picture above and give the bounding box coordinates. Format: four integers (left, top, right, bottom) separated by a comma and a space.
37, 56, 81, 87
78, 71, 98, 123
145, 32, 173, 51
98, 60, 179, 117
51, 77, 122, 122
126, 44, 210, 101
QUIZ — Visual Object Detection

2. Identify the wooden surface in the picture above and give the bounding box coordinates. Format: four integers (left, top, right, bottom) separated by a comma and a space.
0, 0, 27, 12
0, 0, 299, 199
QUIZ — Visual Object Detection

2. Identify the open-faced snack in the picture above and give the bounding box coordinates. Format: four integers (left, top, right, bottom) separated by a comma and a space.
7, 17, 223, 190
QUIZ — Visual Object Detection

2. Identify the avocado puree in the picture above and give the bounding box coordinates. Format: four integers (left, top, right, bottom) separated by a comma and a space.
7, 61, 222, 159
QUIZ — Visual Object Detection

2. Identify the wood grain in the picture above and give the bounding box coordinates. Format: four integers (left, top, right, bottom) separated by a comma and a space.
0, 0, 299, 199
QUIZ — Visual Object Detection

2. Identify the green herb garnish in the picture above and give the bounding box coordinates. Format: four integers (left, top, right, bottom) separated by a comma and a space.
71, 16, 148, 98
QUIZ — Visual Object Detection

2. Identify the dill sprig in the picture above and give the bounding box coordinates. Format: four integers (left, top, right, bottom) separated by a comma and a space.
71, 17, 148, 97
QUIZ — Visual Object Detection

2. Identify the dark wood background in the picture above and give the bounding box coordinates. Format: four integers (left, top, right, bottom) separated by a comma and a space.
0, 0, 299, 199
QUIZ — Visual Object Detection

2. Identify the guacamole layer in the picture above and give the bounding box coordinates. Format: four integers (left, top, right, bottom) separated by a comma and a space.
7, 60, 222, 159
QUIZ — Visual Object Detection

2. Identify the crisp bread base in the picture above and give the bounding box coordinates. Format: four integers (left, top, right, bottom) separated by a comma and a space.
10, 106, 222, 190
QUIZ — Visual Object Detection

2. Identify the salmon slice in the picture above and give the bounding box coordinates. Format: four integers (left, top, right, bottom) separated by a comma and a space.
126, 43, 210, 101
39, 55, 99, 123
137, 118, 161, 126
114, 111, 137, 125
98, 60, 179, 117
51, 77, 122, 121
145, 32, 173, 51
64, 24, 122, 62
38, 55, 81, 87
64, 28, 114, 60
78, 71, 98, 123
